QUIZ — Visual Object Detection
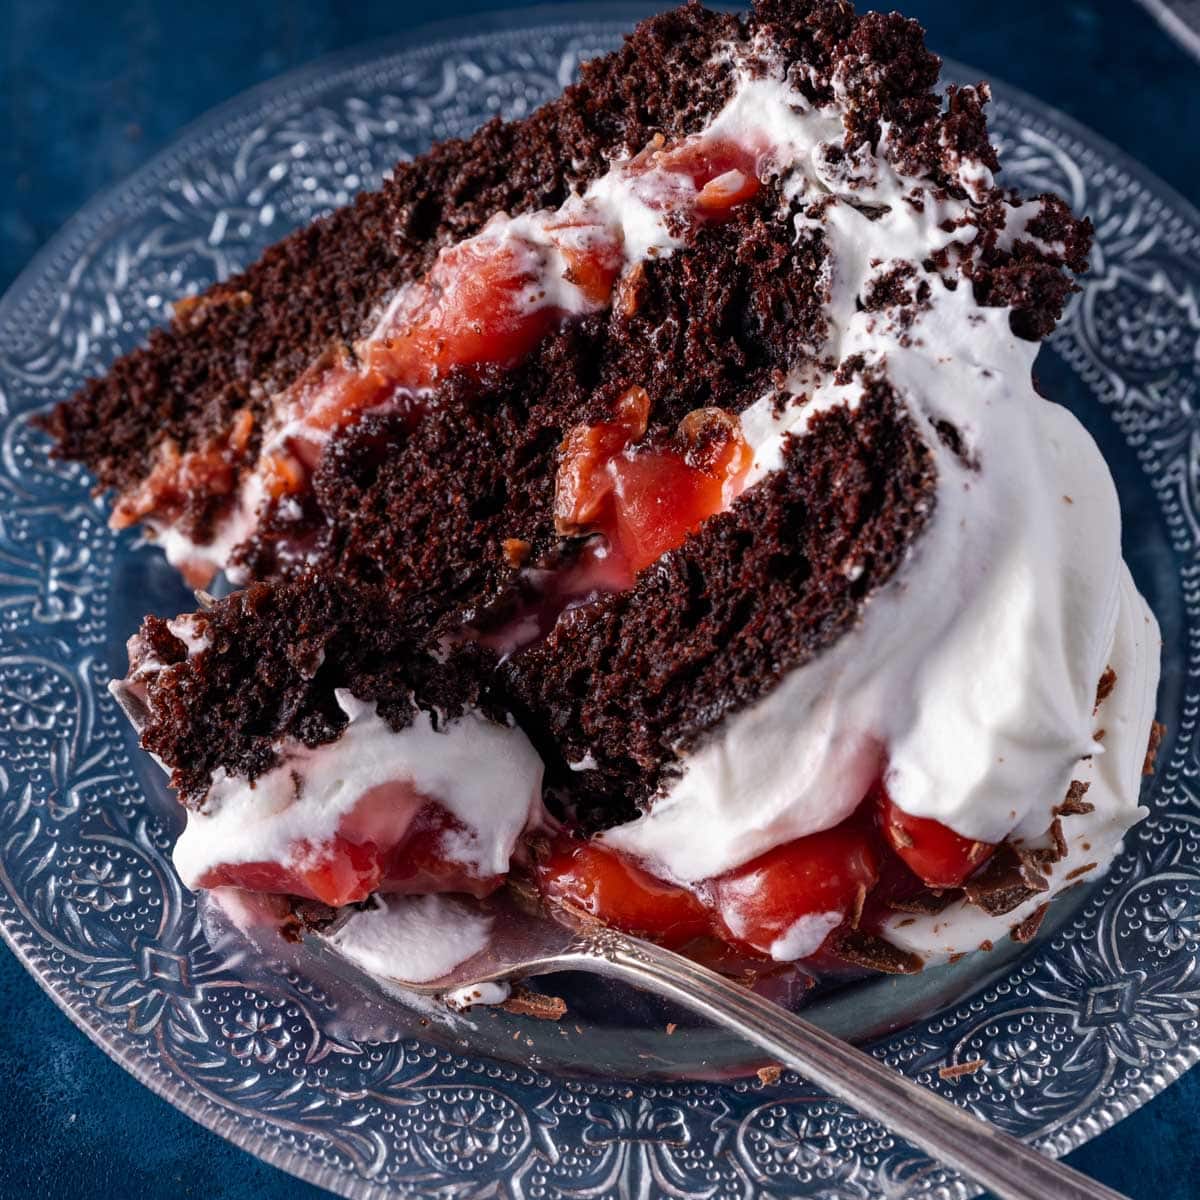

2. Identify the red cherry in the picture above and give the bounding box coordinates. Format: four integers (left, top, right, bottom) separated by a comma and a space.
655, 137, 763, 217
198, 834, 382, 908
535, 837, 711, 948
875, 782, 995, 888
709, 824, 880, 958
380, 805, 503, 900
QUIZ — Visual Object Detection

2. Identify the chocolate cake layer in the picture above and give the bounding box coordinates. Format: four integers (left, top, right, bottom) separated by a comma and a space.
505, 371, 937, 828
110, 0, 1093, 840
134, 370, 931, 827
40, 0, 1086, 566
37, 1, 743, 536
242, 185, 829, 586
128, 577, 502, 808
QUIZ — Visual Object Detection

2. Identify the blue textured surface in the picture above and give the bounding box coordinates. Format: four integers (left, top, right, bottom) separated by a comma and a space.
0, 2, 1198, 1197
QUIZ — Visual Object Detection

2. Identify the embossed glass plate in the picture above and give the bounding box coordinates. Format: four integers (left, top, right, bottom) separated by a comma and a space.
0, 6, 1197, 1196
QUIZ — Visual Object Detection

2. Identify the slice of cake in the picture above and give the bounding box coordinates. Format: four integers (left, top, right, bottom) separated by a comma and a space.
59, 0, 1160, 977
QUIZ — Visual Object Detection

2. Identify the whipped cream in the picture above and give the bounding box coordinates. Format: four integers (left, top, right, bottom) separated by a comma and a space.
884, 565, 1159, 962
328, 893, 493, 984
601, 66, 1161, 884
173, 689, 545, 887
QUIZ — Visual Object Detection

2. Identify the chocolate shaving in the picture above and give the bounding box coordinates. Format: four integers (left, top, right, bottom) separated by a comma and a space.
1065, 861, 1098, 881
962, 844, 1049, 916
1144, 721, 1166, 775
1054, 780, 1093, 818
1011, 902, 1050, 944
756, 1065, 783, 1086
829, 929, 923, 975
1047, 817, 1067, 862
938, 1059, 985, 1081
1094, 665, 1117, 712
501, 988, 568, 1021
850, 882, 868, 929
978, 939, 994, 953
886, 887, 957, 915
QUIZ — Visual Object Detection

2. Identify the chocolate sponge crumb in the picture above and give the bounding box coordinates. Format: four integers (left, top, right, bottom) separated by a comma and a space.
1144, 721, 1166, 775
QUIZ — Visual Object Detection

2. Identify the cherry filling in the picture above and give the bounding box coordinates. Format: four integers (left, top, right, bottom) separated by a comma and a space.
874, 782, 995, 888
554, 387, 752, 583
263, 137, 760, 500
122, 132, 765, 573
195, 792, 503, 909
533, 781, 998, 964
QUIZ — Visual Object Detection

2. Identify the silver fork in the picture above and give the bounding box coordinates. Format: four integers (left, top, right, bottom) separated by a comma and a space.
322, 892, 1127, 1200
110, 679, 1124, 1199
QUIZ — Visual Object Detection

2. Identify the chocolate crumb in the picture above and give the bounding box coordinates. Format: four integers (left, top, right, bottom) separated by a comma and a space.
1055, 780, 1093, 818
1094, 666, 1116, 711
502, 988, 568, 1020
978, 939, 994, 952
850, 882, 868, 928
1144, 721, 1166, 775
1011, 902, 1050, 944
666, 1022, 677, 1035
502, 538, 531, 567
1065, 861, 1098, 881
938, 1058, 985, 1080
757, 1065, 783, 1086
1048, 817, 1067, 861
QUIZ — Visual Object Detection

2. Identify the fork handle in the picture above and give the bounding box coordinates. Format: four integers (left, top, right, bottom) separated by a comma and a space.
566, 931, 1126, 1200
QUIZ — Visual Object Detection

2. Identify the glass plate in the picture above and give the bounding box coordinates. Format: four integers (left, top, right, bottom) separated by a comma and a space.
0, 5, 1197, 1196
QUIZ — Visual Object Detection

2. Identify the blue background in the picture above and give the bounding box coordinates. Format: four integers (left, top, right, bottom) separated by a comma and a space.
1, 1, 1198, 1196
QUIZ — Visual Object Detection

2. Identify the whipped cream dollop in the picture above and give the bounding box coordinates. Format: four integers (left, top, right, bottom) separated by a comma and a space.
885, 566, 1159, 962
601, 61, 1161, 885
173, 689, 545, 887
328, 893, 494, 984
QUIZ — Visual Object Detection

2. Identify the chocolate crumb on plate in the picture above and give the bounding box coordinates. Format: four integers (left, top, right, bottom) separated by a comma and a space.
756, 1065, 783, 1086
1011, 902, 1050, 944
938, 1059, 985, 1081
501, 988, 568, 1021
